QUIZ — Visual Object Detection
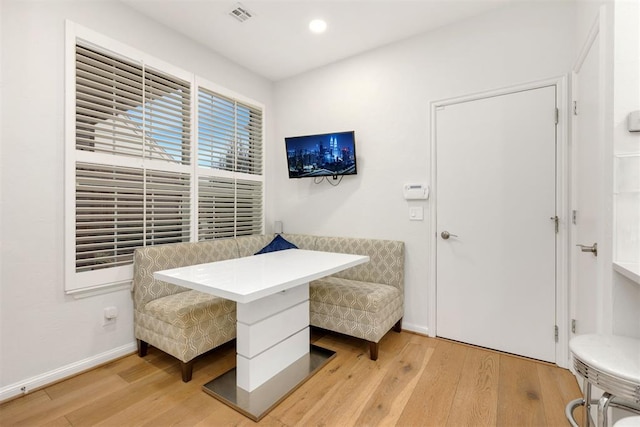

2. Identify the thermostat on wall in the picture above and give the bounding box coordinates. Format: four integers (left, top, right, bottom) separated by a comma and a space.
403, 183, 429, 200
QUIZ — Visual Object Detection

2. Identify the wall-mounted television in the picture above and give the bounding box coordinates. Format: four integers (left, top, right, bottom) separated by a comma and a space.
285, 131, 358, 179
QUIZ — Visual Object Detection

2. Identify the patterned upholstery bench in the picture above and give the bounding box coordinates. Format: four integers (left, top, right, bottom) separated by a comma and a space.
281, 234, 405, 361
132, 234, 404, 382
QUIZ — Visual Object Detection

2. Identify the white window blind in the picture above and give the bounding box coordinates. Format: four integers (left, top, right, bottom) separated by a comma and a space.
68, 36, 194, 292
198, 176, 235, 239
197, 177, 263, 239
142, 69, 192, 165
66, 24, 264, 294
144, 169, 191, 246
74, 42, 192, 274
75, 163, 144, 272
197, 86, 263, 240
75, 45, 144, 157
235, 179, 263, 235
74, 164, 190, 272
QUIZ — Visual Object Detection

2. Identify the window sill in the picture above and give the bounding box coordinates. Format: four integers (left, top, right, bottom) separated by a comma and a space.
65, 281, 132, 299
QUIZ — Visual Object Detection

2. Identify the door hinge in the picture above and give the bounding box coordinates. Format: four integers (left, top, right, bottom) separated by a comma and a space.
554, 325, 559, 342
573, 100, 578, 116
555, 107, 559, 124
571, 319, 577, 334
572, 210, 578, 225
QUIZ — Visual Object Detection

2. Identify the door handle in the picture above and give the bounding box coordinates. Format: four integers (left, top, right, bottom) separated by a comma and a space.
576, 242, 597, 256
441, 231, 458, 240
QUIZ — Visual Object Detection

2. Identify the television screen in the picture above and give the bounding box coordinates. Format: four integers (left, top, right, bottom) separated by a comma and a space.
285, 131, 357, 179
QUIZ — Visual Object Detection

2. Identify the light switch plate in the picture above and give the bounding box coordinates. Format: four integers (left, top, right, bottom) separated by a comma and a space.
409, 207, 424, 221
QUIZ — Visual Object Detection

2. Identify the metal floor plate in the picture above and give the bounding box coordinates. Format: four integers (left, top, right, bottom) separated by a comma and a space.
202, 345, 336, 421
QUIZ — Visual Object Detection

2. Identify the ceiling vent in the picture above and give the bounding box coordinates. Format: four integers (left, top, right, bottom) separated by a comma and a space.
228, 3, 254, 23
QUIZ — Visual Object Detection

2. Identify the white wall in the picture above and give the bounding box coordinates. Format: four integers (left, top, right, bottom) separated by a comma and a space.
271, 1, 577, 334
0, 0, 273, 397
611, 0, 640, 338
573, 0, 640, 340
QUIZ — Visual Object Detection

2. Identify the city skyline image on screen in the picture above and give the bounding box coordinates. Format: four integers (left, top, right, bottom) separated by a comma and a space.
285, 131, 357, 179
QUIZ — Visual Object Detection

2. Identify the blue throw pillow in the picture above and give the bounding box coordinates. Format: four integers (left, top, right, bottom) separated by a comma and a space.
254, 234, 298, 255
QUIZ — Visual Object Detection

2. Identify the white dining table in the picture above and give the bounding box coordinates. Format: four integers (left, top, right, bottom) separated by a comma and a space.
154, 248, 369, 420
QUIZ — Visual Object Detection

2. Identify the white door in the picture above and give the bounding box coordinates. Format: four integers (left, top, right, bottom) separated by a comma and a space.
436, 86, 557, 363
572, 31, 602, 335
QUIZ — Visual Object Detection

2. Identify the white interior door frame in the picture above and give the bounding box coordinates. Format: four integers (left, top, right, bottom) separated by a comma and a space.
570, 7, 615, 340
570, 13, 599, 340
428, 76, 570, 368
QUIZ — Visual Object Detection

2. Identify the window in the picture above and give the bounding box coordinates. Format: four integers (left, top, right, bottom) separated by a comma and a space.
197, 87, 263, 239
65, 23, 264, 294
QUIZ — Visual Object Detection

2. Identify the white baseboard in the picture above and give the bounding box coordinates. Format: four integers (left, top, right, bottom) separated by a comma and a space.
0, 342, 136, 403
402, 322, 430, 337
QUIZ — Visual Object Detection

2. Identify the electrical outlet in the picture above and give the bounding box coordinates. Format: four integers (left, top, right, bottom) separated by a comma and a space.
103, 306, 118, 326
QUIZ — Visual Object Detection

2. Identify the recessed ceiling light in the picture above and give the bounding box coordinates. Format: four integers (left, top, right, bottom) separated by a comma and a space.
309, 19, 327, 34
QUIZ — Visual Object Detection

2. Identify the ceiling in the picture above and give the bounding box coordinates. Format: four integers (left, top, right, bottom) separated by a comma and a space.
122, 0, 516, 81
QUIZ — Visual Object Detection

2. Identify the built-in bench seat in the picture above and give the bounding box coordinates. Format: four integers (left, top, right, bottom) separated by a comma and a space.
132, 234, 404, 382
282, 234, 405, 360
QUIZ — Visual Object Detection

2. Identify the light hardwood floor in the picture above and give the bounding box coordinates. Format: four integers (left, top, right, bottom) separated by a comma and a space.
0, 330, 583, 426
